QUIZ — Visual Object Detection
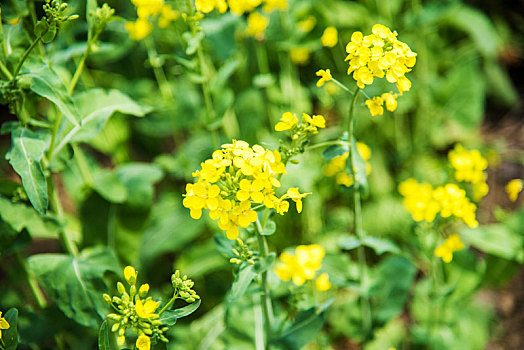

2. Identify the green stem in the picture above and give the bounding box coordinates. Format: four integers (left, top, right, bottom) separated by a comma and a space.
158, 293, 178, 315
330, 78, 352, 94
347, 86, 372, 337
306, 140, 349, 151
255, 219, 272, 350
0, 11, 8, 60
15, 251, 47, 308
144, 36, 174, 102
72, 144, 94, 186
12, 34, 42, 78
0, 60, 13, 80
68, 41, 92, 95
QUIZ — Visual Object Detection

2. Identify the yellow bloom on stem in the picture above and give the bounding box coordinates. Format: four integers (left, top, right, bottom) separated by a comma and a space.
262, 0, 288, 12
286, 187, 311, 213
136, 335, 151, 350
125, 18, 152, 40
275, 112, 298, 131
274, 244, 325, 286
506, 179, 523, 202
315, 69, 332, 87
315, 272, 331, 291
381, 92, 398, 112
134, 0, 164, 18
124, 266, 138, 285
229, 0, 262, 15
0, 311, 10, 339
195, 0, 228, 14
290, 47, 310, 65
321, 27, 338, 47
297, 16, 316, 32
135, 299, 160, 319
398, 179, 440, 222
246, 12, 269, 41
302, 113, 326, 129
434, 234, 464, 263
365, 96, 384, 116
158, 5, 179, 28
448, 145, 488, 185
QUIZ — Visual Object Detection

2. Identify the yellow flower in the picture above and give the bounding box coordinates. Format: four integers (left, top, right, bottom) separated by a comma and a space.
434, 234, 464, 263
135, 299, 160, 319
125, 18, 152, 40
229, 0, 262, 15
381, 92, 398, 112
290, 47, 310, 65
398, 179, 440, 222
275, 112, 298, 131
136, 335, 151, 350
134, 0, 164, 18
323, 142, 371, 187
124, 266, 138, 285
321, 27, 338, 47
297, 16, 316, 32
365, 96, 384, 116
275, 244, 325, 286
138, 283, 150, 296
506, 179, 523, 202
158, 5, 179, 28
262, 0, 288, 12
195, 0, 228, 14
315, 69, 332, 87
315, 272, 331, 291
246, 12, 269, 41
286, 187, 311, 213
0, 311, 10, 339
448, 145, 488, 185
302, 113, 326, 129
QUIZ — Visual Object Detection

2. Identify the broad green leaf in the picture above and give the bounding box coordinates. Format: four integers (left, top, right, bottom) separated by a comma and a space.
98, 320, 119, 350
321, 143, 349, 160
0, 196, 61, 238
272, 299, 333, 349
6, 127, 48, 214
460, 224, 524, 262
22, 64, 81, 125
71, 88, 152, 143
92, 168, 127, 203
28, 247, 120, 328
114, 163, 164, 207
213, 233, 236, 258
339, 235, 400, 255
2, 308, 19, 350
158, 300, 201, 326
484, 60, 518, 107
227, 263, 256, 303
260, 219, 276, 236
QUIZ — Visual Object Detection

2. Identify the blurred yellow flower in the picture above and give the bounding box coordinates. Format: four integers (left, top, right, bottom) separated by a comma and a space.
246, 12, 269, 41
0, 311, 10, 339
290, 47, 310, 65
315, 69, 332, 87
158, 5, 179, 28
434, 234, 464, 263
275, 112, 298, 131
321, 27, 338, 47
365, 96, 384, 116
195, 0, 228, 14
262, 0, 288, 12
315, 272, 331, 291
136, 335, 151, 350
275, 244, 325, 286
125, 18, 152, 40
506, 179, 523, 202
229, 0, 262, 15
323, 142, 371, 187
302, 113, 326, 129
381, 92, 398, 112
297, 16, 316, 32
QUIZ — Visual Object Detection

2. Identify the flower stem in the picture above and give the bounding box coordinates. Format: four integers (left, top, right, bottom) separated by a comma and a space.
158, 292, 178, 315
0, 60, 12, 80
347, 86, 372, 337
144, 36, 174, 102
12, 34, 42, 79
255, 219, 272, 350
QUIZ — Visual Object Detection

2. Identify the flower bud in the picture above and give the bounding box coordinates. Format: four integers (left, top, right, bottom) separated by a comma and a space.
103, 294, 112, 304
111, 323, 120, 332
124, 266, 137, 285
117, 282, 126, 295
139, 283, 150, 297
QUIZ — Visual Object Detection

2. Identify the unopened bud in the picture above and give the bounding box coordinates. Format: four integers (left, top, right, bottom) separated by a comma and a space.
139, 283, 150, 297
67, 14, 79, 21
103, 294, 112, 304
124, 266, 137, 285
117, 282, 126, 295
111, 323, 120, 332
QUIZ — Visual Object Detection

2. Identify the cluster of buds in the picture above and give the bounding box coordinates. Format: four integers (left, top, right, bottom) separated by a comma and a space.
171, 270, 200, 303
35, 0, 78, 43
274, 112, 326, 162
89, 4, 115, 39
230, 238, 256, 265
103, 266, 168, 348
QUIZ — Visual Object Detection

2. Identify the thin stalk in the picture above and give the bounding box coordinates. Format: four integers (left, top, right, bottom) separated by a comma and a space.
255, 219, 272, 350
253, 294, 265, 350
0, 11, 8, 60
306, 140, 349, 151
158, 293, 178, 315
330, 78, 352, 94
0, 60, 12, 80
144, 36, 174, 102
68, 41, 91, 95
15, 251, 47, 308
346, 86, 372, 337
12, 34, 42, 78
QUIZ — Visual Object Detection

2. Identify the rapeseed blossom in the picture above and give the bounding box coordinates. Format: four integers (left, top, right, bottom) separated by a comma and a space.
246, 12, 269, 40
448, 145, 489, 201
434, 234, 464, 263
321, 27, 338, 47
195, 0, 228, 13
323, 142, 371, 187
274, 244, 329, 290
262, 0, 288, 12
345, 24, 416, 92
316, 69, 332, 87
136, 335, 151, 350
506, 179, 523, 202
183, 140, 310, 239
290, 47, 311, 65
126, 0, 178, 40
399, 179, 478, 228
297, 16, 316, 32
0, 311, 9, 339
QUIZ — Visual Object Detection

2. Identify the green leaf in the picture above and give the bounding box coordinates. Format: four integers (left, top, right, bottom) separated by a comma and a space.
460, 224, 524, 262
98, 320, 119, 350
92, 168, 128, 203
0, 196, 61, 239
28, 247, 120, 328
2, 308, 19, 350
114, 163, 164, 207
6, 127, 48, 214
339, 235, 400, 255
321, 144, 349, 160
272, 299, 333, 349
259, 219, 276, 236
22, 64, 81, 126
71, 88, 152, 143
227, 263, 256, 303
158, 300, 201, 326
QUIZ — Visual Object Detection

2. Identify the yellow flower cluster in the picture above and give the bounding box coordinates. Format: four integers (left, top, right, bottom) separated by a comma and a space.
125, 0, 179, 40
345, 24, 416, 93
448, 144, 489, 201
0, 311, 9, 339
321, 27, 338, 48
274, 244, 331, 291
365, 92, 398, 116
323, 142, 371, 187
183, 140, 310, 240
245, 12, 269, 41
274, 112, 325, 132
434, 234, 464, 263
506, 179, 523, 202
196, 0, 288, 15
399, 179, 478, 228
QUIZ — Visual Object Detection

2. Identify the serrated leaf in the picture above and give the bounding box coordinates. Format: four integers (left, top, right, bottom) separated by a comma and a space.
28, 247, 120, 328
6, 127, 48, 214
22, 64, 80, 125
3, 308, 19, 350
98, 320, 119, 350
71, 88, 152, 143
158, 300, 201, 326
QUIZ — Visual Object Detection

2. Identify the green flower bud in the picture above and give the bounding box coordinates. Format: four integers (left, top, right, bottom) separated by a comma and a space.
111, 323, 120, 332
103, 294, 112, 304
117, 282, 126, 295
